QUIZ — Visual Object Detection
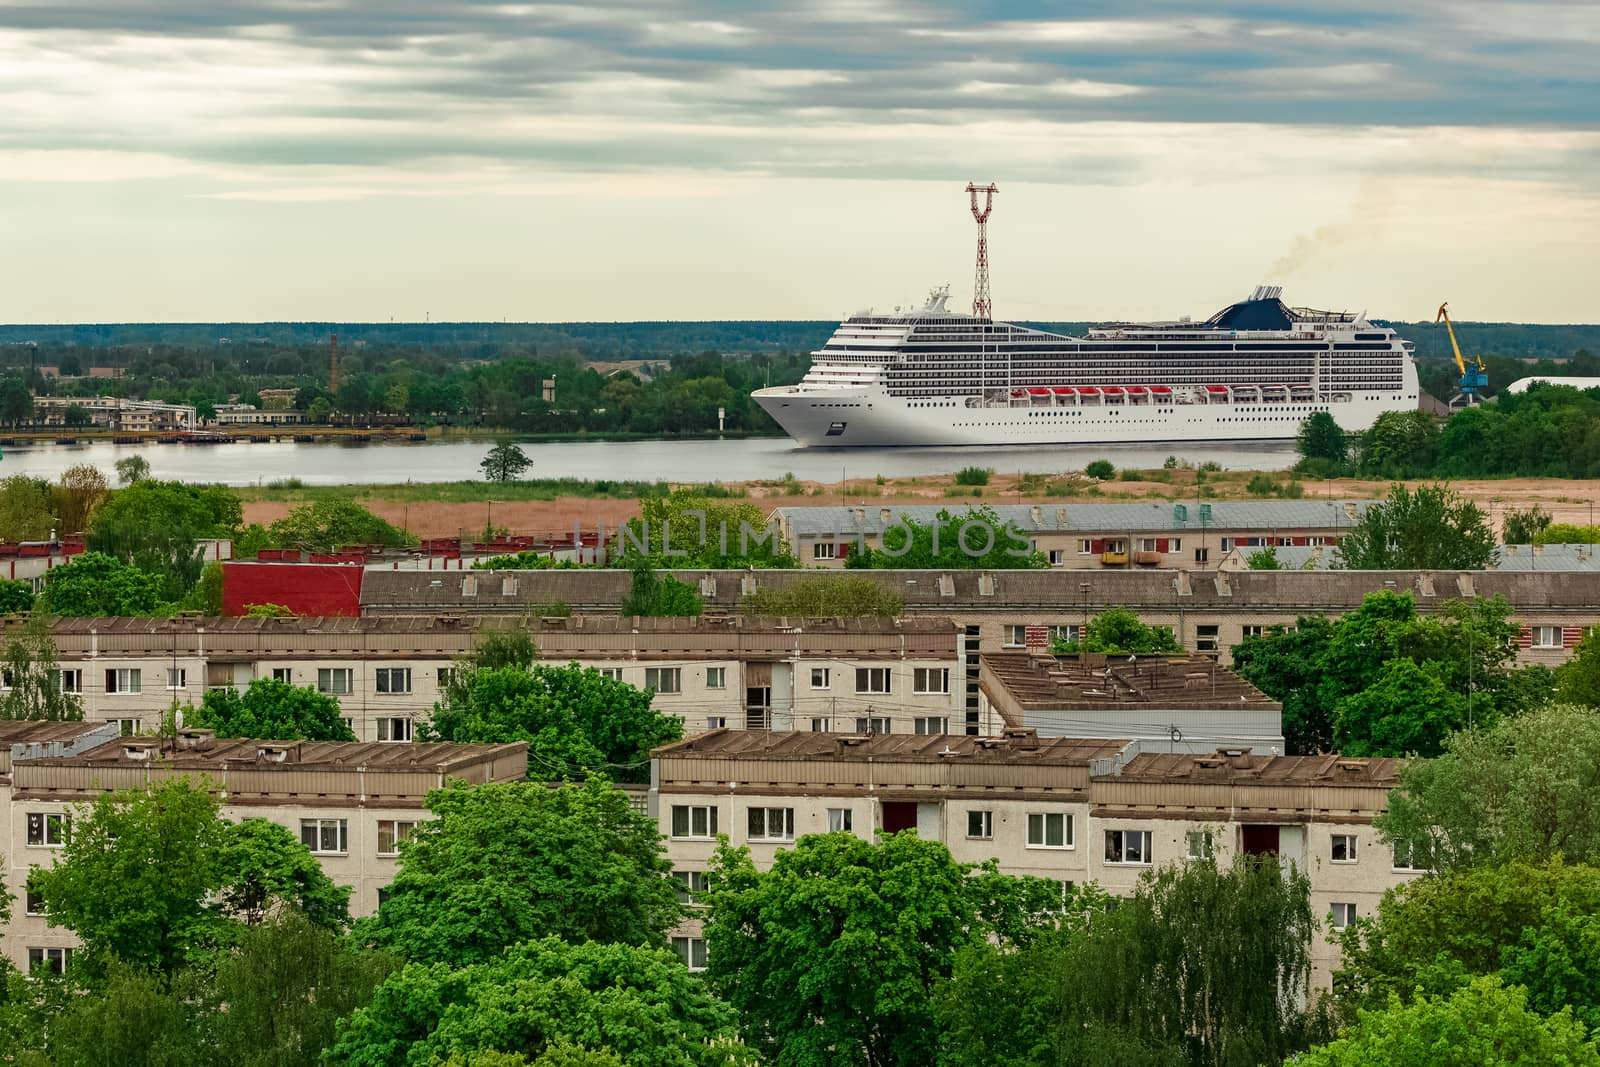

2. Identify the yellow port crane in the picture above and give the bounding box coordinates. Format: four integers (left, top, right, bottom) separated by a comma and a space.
1436, 302, 1488, 405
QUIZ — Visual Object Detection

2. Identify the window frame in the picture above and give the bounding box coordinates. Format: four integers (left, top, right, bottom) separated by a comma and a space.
374, 667, 413, 694
1531, 625, 1562, 650
827, 807, 853, 833
854, 667, 891, 694
376, 717, 413, 743
376, 819, 417, 857
670, 804, 718, 840
810, 667, 831, 689
26, 812, 69, 848
644, 667, 682, 694
671, 935, 708, 972
104, 667, 142, 694
598, 667, 624, 681
705, 666, 726, 690
1003, 624, 1027, 647
1330, 902, 1357, 929
300, 817, 349, 856
165, 667, 187, 690
1186, 830, 1214, 861
967, 810, 994, 840
811, 541, 837, 560
271, 667, 293, 684
1104, 828, 1153, 865
912, 667, 950, 694
854, 716, 889, 734
672, 870, 710, 906
317, 667, 353, 696
1330, 833, 1358, 863
57, 668, 82, 693
27, 947, 72, 976
747, 806, 796, 843
1026, 811, 1073, 850
1391, 838, 1432, 873
809, 717, 830, 732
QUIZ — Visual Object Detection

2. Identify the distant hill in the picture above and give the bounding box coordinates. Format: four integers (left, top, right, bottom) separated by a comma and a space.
1, 318, 1595, 363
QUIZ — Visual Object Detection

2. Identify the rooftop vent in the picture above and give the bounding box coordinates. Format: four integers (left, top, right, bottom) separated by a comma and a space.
256, 744, 294, 764
175, 728, 215, 751
122, 741, 161, 762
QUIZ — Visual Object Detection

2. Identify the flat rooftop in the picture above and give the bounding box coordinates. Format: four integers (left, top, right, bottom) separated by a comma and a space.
1109, 749, 1402, 786
654, 728, 1129, 767
22, 734, 527, 773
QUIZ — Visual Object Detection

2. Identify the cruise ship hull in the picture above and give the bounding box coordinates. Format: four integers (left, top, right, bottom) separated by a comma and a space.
753, 387, 1409, 448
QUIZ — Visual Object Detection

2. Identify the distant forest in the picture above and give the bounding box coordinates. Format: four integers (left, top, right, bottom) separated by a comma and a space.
0, 316, 1595, 436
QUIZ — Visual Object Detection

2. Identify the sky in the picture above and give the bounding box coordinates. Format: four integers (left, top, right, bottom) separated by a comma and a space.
0, 1, 1597, 324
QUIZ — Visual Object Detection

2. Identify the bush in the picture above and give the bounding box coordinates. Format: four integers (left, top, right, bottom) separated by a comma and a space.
953, 467, 992, 487
1085, 460, 1114, 479
1247, 474, 1278, 496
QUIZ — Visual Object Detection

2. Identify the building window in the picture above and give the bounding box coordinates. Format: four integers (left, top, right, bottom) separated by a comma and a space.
376, 717, 413, 743
57, 669, 82, 693
671, 936, 708, 971
1196, 625, 1219, 653
165, 668, 187, 690
1331, 834, 1358, 863
375, 667, 412, 694
913, 716, 948, 735
1242, 625, 1265, 639
1531, 625, 1562, 649
855, 667, 891, 693
26, 813, 69, 847
317, 668, 353, 695
598, 667, 624, 681
855, 716, 890, 734
1104, 829, 1153, 865
104, 668, 141, 694
1048, 549, 1066, 565
810, 717, 830, 732
1186, 831, 1214, 861
705, 667, 726, 690
1078, 539, 1094, 555
271, 667, 293, 683
436, 667, 457, 689
27, 948, 72, 976
300, 818, 349, 855
671, 805, 718, 839
1392, 838, 1433, 873
24, 885, 47, 916
377, 820, 417, 857
967, 810, 994, 839
1331, 902, 1357, 929
827, 808, 853, 833
113, 718, 141, 736
1027, 812, 1073, 849
1003, 624, 1027, 648
645, 667, 681, 694
1194, 547, 1209, 563
1047, 624, 1080, 644
810, 667, 831, 688
913, 668, 949, 694
1169, 538, 1182, 552
812, 542, 837, 560
672, 870, 710, 905
747, 807, 795, 842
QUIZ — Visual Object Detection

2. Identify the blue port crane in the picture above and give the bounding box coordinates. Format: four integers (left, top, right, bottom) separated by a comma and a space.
1437, 302, 1488, 406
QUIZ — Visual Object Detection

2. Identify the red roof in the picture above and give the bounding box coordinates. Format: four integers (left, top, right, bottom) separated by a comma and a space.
1150, 386, 1171, 393
1051, 387, 1075, 395
1027, 387, 1050, 396
1102, 386, 1124, 395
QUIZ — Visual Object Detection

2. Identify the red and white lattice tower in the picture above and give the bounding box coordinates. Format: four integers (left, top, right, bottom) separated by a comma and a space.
966, 182, 998, 319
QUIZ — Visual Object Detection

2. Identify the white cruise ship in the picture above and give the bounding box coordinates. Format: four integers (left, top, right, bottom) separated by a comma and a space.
752, 285, 1419, 448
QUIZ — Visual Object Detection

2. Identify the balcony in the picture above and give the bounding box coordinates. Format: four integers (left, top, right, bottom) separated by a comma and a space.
1100, 550, 1129, 566
1133, 551, 1162, 566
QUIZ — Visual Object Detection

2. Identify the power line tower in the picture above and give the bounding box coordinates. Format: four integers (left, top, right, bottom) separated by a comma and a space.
965, 182, 998, 319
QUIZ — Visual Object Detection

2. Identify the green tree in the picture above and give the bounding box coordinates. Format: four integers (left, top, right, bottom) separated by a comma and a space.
742, 574, 904, 616
186, 678, 355, 742
423, 663, 680, 783
1538, 523, 1600, 544
1231, 617, 1338, 753
63, 403, 94, 429
359, 776, 678, 966
307, 396, 333, 424
39, 963, 202, 1067
115, 455, 151, 485
1502, 505, 1552, 544
32, 779, 350, 974
326, 938, 749, 1067
89, 480, 241, 602
617, 490, 795, 568
1556, 627, 1600, 705
1334, 483, 1496, 571
1333, 656, 1466, 757
1247, 545, 1284, 570
0, 376, 33, 427
1336, 860, 1600, 1029
38, 551, 167, 616
480, 442, 533, 482
0, 475, 57, 540
1376, 704, 1600, 872
1085, 459, 1115, 479
706, 831, 1048, 1067
1356, 410, 1440, 478
618, 563, 702, 617
1297, 977, 1600, 1067
208, 910, 396, 1067
1296, 411, 1349, 468
0, 577, 33, 614
53, 464, 110, 534
183, 561, 224, 615
0, 614, 84, 721
267, 499, 414, 552
1050, 608, 1182, 654
847, 505, 1048, 570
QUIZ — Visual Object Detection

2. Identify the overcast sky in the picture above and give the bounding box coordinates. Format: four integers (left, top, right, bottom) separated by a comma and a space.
1, 1, 1596, 323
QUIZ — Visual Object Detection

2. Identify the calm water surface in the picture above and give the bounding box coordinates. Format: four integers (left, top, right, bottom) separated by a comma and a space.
3, 437, 1297, 486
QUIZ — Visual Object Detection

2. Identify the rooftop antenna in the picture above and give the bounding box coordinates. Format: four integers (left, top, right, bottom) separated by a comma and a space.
965, 182, 998, 319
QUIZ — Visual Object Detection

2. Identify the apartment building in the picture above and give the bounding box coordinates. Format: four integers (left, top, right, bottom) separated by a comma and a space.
1, 727, 526, 971
361, 567, 1600, 668
12, 615, 963, 744
649, 729, 1416, 987
28, 396, 197, 432
770, 502, 1372, 571
980, 651, 1285, 753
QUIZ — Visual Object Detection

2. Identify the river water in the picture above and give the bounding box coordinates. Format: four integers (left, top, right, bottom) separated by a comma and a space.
1, 437, 1297, 486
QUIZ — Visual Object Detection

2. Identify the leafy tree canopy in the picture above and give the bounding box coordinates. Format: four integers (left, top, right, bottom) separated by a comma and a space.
1539, 522, 1600, 545
1297, 976, 1600, 1067
1334, 482, 1497, 571
1556, 627, 1600, 706
616, 491, 795, 568
326, 937, 750, 1067
846, 505, 1048, 570
53, 463, 110, 534
742, 574, 904, 616
1246, 545, 1284, 570
115, 454, 151, 485
266, 499, 415, 553
38, 551, 168, 616
186, 677, 355, 741
357, 777, 678, 966
1050, 608, 1182, 655
422, 662, 680, 783
1376, 703, 1600, 871
481, 442, 533, 482
88, 479, 240, 602
32, 778, 350, 975
619, 564, 702, 617
0, 475, 57, 541
1503, 505, 1552, 544
0, 578, 33, 614
1296, 410, 1350, 467
0, 613, 83, 721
